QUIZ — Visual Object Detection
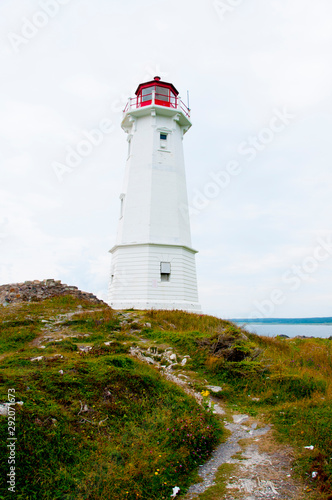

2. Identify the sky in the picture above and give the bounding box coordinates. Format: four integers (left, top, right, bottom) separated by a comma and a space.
1, 0, 332, 319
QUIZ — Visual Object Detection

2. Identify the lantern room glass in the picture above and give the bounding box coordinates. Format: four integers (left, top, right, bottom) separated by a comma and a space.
138, 85, 177, 108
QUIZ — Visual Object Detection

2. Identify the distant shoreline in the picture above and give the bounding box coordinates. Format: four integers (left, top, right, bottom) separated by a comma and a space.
231, 317, 332, 325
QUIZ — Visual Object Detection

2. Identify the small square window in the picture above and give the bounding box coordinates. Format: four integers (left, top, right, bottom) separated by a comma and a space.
160, 133, 168, 149
160, 262, 171, 273
160, 262, 171, 282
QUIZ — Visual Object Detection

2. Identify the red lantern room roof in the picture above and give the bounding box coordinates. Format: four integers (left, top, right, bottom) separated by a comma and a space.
122, 76, 191, 127
135, 76, 179, 96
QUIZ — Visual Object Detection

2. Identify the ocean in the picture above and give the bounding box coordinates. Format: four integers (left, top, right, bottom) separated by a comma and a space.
234, 323, 332, 339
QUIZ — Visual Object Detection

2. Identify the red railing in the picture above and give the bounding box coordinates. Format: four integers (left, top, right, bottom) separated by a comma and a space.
123, 91, 190, 118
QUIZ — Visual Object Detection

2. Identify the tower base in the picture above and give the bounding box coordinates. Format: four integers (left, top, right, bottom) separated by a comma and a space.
109, 299, 201, 313
108, 243, 201, 312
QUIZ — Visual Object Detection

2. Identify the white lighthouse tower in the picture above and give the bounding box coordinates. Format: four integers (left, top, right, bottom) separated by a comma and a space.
109, 76, 200, 312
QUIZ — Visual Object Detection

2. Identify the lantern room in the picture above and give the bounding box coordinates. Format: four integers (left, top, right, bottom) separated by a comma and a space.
122, 76, 191, 132
135, 76, 179, 109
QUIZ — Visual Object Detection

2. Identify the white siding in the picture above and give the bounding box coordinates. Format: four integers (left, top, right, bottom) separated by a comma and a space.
109, 244, 200, 312
109, 99, 201, 312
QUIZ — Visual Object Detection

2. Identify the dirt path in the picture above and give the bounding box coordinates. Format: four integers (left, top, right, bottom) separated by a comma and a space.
129, 341, 316, 500
183, 413, 311, 500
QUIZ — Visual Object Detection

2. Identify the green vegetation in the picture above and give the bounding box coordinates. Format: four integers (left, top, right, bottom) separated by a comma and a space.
0, 298, 222, 499
142, 309, 332, 499
1, 300, 332, 499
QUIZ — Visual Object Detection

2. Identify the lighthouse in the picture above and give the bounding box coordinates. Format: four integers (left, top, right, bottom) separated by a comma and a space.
109, 76, 201, 312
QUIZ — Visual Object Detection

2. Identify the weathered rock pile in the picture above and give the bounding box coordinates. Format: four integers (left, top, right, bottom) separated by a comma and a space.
0, 279, 107, 306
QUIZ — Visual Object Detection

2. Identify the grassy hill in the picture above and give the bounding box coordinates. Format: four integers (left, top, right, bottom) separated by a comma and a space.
0, 295, 331, 499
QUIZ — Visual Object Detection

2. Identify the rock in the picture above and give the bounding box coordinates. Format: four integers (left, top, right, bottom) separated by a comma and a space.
233, 414, 249, 424
31, 356, 44, 362
169, 353, 177, 361
181, 358, 187, 366
144, 356, 156, 365
207, 385, 222, 393
166, 363, 178, 372
78, 346, 92, 352
0, 280, 107, 306
59, 370, 64, 374
0, 404, 9, 416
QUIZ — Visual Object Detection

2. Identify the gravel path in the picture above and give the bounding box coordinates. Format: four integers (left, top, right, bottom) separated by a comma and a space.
129, 340, 315, 500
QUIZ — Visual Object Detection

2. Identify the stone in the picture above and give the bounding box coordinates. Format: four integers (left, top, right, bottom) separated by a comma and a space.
0, 404, 9, 416
144, 356, 156, 364
233, 414, 249, 424
0, 280, 107, 306
79, 346, 92, 352
207, 385, 222, 393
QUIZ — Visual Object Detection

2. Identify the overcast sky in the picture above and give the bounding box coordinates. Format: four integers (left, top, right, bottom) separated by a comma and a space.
1, 0, 332, 318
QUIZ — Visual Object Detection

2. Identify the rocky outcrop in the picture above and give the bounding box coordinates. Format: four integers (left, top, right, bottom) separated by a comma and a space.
0, 279, 107, 306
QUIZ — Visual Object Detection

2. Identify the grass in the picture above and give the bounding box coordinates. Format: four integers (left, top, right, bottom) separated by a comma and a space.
0, 298, 223, 500
1, 300, 332, 498
0, 358, 221, 499
195, 463, 235, 499
139, 309, 332, 499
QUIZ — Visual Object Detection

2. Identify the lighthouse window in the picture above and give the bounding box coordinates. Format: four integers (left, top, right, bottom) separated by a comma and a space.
160, 262, 171, 282
142, 87, 152, 102
160, 133, 168, 149
156, 86, 169, 102
119, 193, 125, 218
